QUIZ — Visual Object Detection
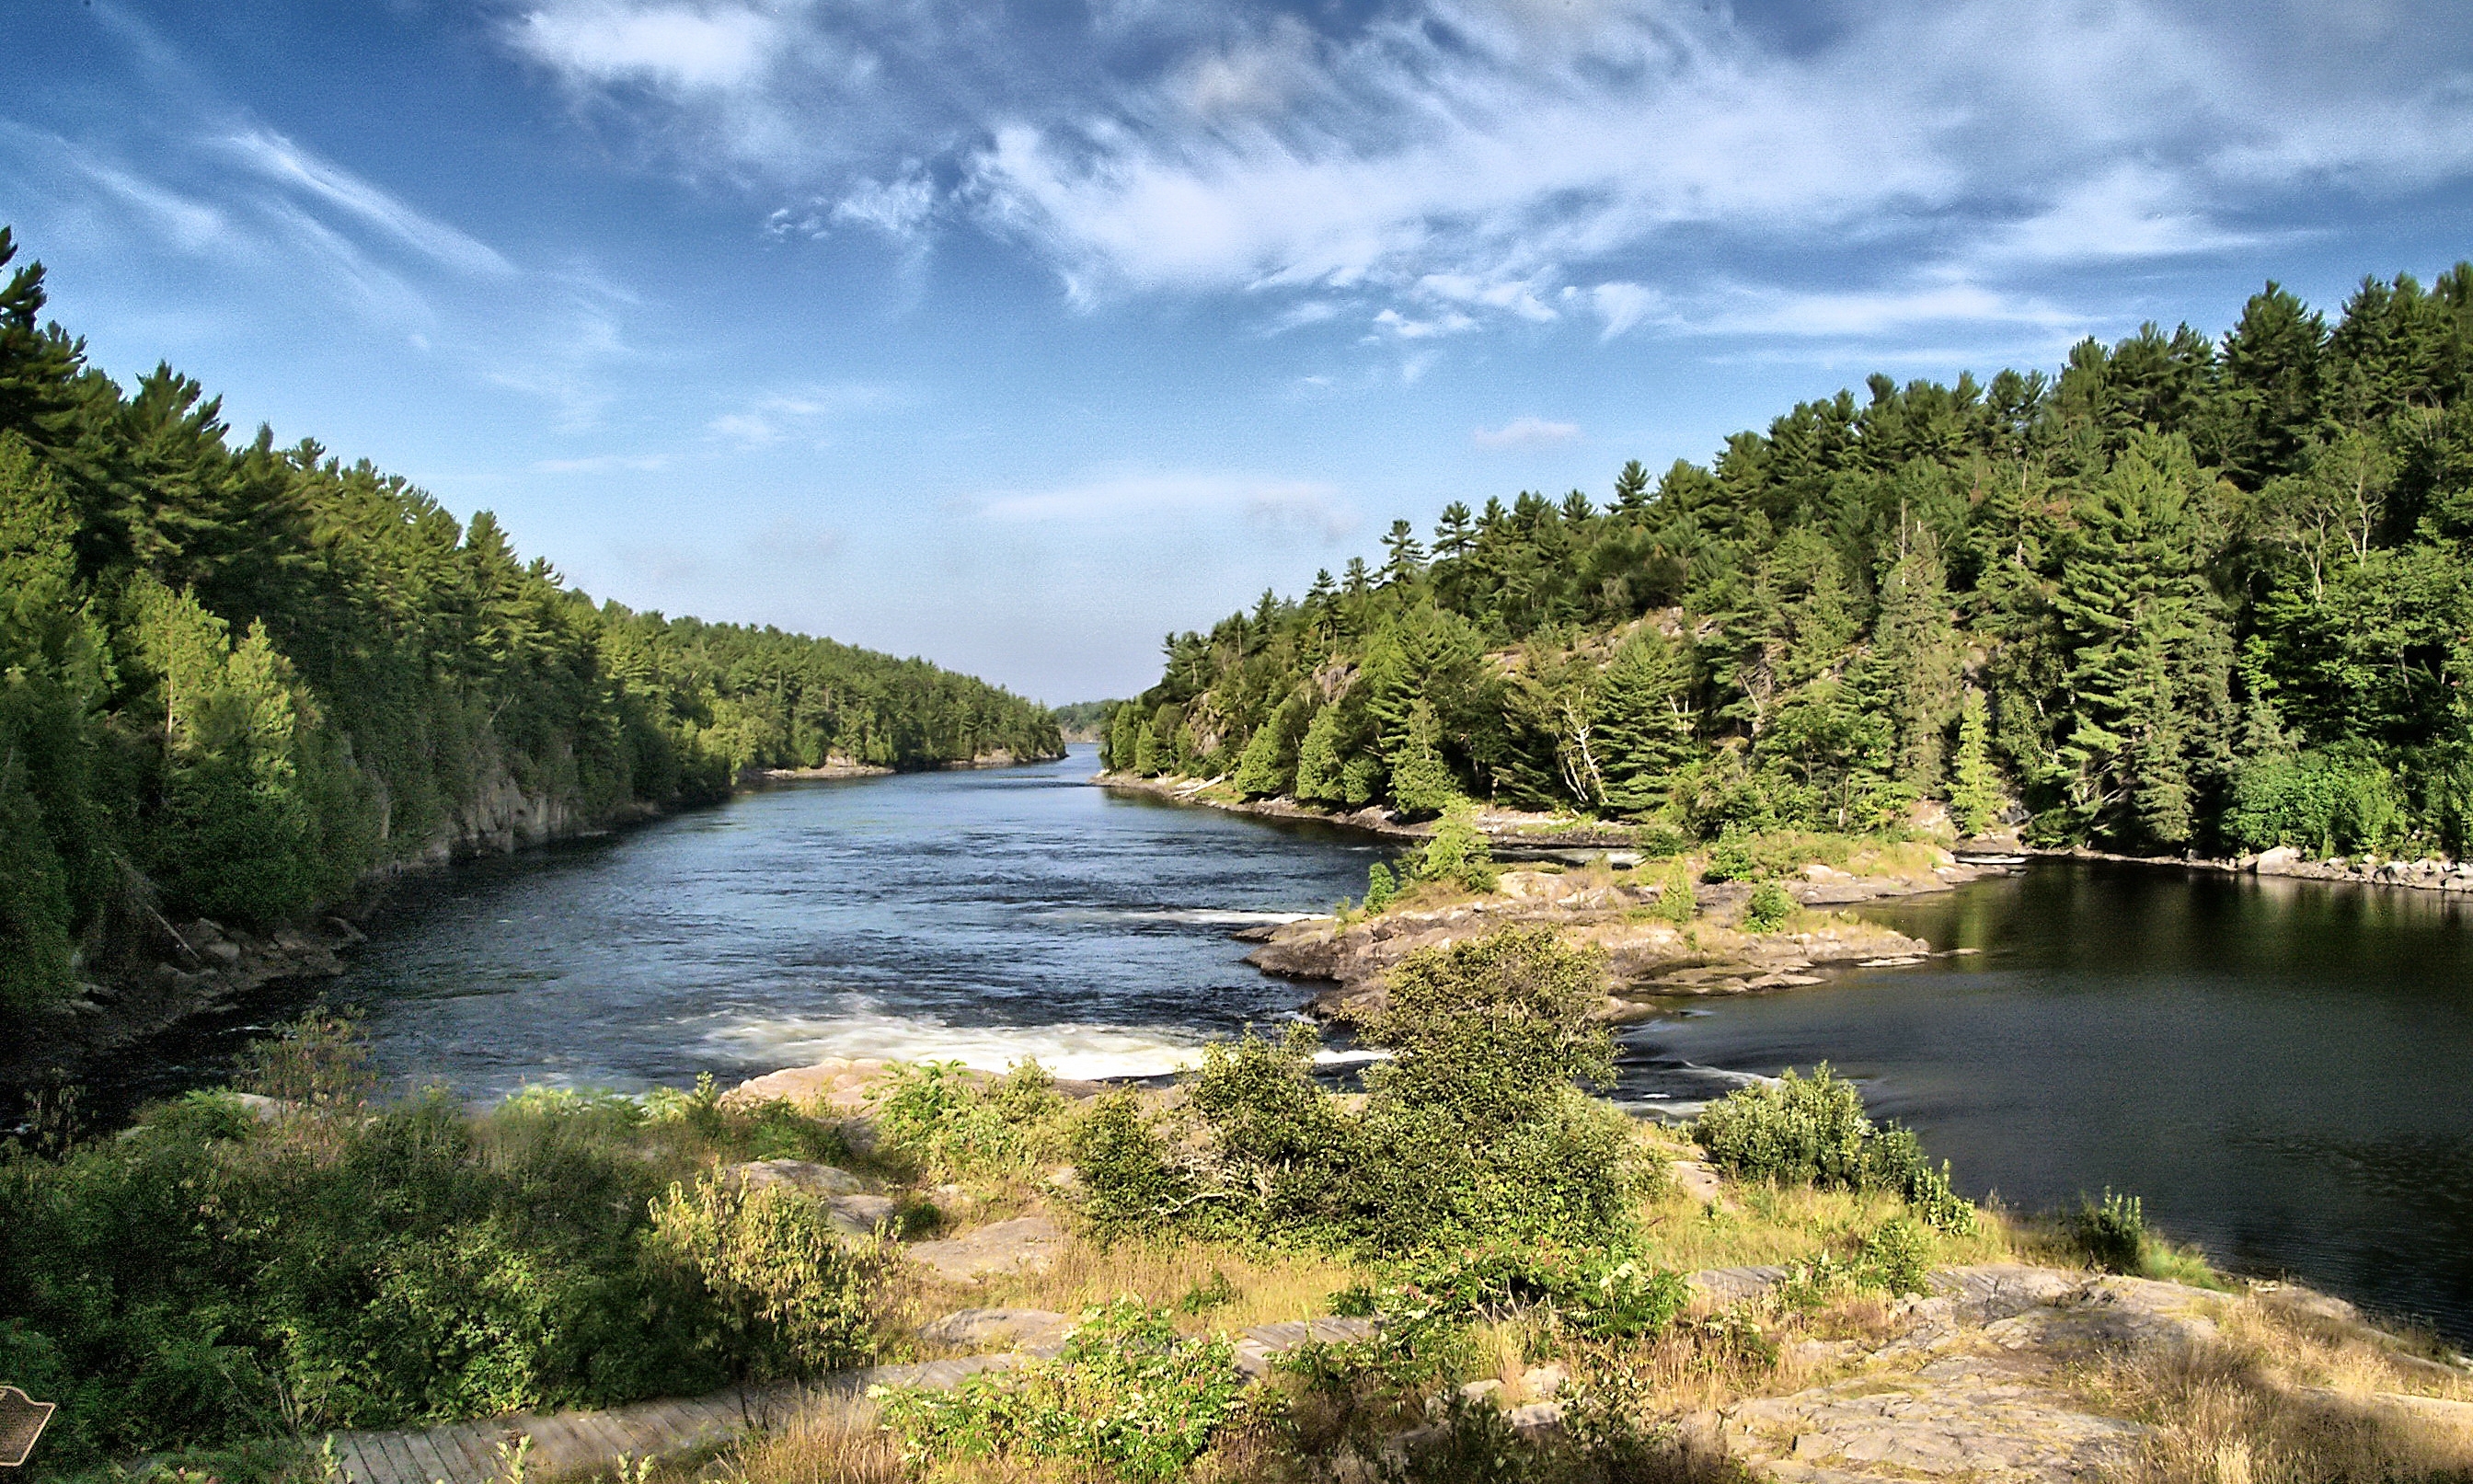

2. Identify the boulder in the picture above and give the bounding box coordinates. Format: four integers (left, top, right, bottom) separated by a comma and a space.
904, 1216, 1067, 1283
917, 1307, 1071, 1352
2254, 846, 2303, 875
824, 1193, 898, 1238
726, 1158, 864, 1196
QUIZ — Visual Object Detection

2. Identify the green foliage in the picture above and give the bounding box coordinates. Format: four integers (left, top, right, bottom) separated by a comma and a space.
2070, 1189, 2148, 1274
1702, 827, 1759, 881
647, 1173, 873, 1380
2226, 749, 2404, 856
1411, 804, 1499, 892
873, 1299, 1258, 1483
1648, 858, 1696, 924
1364, 860, 1398, 912
1693, 1064, 1977, 1233
0, 227, 1062, 1004
1950, 688, 2004, 836
1743, 879, 1795, 932
0, 1019, 899, 1470
1118, 261, 2473, 861
1076, 929, 1639, 1254
1859, 1215, 1935, 1296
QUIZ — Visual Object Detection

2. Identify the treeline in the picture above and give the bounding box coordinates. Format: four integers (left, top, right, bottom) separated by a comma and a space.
0, 229, 1059, 1013
1108, 262, 2473, 861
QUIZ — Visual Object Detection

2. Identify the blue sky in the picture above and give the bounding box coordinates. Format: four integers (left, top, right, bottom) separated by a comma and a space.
6, 0, 2472, 702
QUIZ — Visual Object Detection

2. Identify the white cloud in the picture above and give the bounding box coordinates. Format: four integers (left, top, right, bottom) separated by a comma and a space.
535, 454, 670, 472
222, 129, 513, 277
833, 167, 937, 238
1588, 282, 1663, 339
707, 383, 904, 446
1473, 416, 1580, 449
1699, 282, 2082, 339
511, 1, 785, 91
975, 471, 1357, 539
500, 0, 2473, 345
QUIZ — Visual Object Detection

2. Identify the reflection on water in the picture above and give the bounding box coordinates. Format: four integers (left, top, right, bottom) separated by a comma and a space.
1621, 861, 2473, 1344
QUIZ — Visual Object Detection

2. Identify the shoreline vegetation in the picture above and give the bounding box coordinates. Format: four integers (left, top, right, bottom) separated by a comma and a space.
0, 225, 1062, 1087
8, 942, 2470, 1484
1097, 263, 2473, 932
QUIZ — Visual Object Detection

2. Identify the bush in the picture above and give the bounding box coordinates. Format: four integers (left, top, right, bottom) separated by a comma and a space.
1079, 928, 1639, 1254
2227, 750, 2403, 857
1743, 879, 1795, 931
1648, 859, 1696, 925
874, 1300, 1259, 1483
0, 1019, 910, 1470
2071, 1188, 2146, 1274
1859, 1216, 1934, 1295
1703, 827, 1758, 881
868, 1058, 1062, 1179
1693, 1064, 1976, 1232
1412, 805, 1498, 892
1364, 861, 1398, 912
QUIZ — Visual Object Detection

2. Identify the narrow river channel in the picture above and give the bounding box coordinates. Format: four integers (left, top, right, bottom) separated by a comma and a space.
88, 745, 2473, 1346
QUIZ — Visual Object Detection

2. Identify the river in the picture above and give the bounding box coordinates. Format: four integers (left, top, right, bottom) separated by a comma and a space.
86, 745, 2473, 1346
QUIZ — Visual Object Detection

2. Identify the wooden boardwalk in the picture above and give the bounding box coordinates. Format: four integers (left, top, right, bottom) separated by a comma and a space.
322, 1320, 1382, 1484
326, 1354, 1018, 1484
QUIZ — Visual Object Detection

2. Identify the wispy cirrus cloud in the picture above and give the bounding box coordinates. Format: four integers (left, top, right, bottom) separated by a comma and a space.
1473, 416, 1580, 450
973, 470, 1358, 540
707, 383, 906, 446
495, 0, 2473, 357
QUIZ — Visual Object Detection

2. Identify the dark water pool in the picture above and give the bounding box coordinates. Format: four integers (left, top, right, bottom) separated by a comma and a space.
1619, 861, 2473, 1344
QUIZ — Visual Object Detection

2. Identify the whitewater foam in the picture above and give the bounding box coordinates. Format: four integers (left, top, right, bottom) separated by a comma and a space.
704, 1008, 1213, 1080
1030, 907, 1317, 926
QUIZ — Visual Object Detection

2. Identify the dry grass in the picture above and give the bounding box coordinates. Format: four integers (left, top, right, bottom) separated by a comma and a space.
2069, 1290, 2473, 1484
952, 1230, 1371, 1338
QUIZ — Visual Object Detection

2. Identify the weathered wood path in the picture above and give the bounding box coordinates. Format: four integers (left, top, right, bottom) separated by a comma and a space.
325, 1321, 1379, 1484
326, 1354, 1016, 1484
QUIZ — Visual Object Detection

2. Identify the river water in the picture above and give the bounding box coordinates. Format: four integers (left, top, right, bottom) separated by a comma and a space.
89, 745, 2473, 1345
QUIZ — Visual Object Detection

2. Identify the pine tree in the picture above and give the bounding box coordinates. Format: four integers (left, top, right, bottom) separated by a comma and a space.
1592, 629, 1695, 816
1950, 688, 2003, 836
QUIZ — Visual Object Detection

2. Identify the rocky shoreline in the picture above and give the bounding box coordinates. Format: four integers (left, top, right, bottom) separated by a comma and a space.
1244, 860, 1994, 1024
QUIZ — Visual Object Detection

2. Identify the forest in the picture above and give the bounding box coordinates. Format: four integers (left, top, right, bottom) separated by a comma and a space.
0, 228, 1060, 1015
1108, 262, 2473, 864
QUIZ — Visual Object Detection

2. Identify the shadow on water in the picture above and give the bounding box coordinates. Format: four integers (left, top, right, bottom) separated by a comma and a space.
1621, 859, 2473, 1345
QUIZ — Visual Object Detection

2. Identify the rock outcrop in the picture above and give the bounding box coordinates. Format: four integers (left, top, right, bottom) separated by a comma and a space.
1246, 868, 1945, 1019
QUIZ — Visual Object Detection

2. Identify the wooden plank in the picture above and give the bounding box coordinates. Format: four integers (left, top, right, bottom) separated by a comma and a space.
397, 1428, 458, 1484
335, 1435, 390, 1484
424, 1425, 492, 1484
373, 1431, 425, 1484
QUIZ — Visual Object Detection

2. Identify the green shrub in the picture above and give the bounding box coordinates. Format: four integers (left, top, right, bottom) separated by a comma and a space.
867, 1058, 1062, 1179
1743, 879, 1795, 932
1083, 928, 1639, 1254
648, 1173, 874, 1381
874, 1300, 1258, 1483
1069, 1088, 1195, 1235
1859, 1216, 1934, 1295
1694, 1064, 1976, 1232
1412, 805, 1499, 892
1649, 859, 1696, 925
2227, 750, 2404, 857
1702, 826, 1759, 881
2070, 1189, 2146, 1274
1365, 861, 1398, 912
